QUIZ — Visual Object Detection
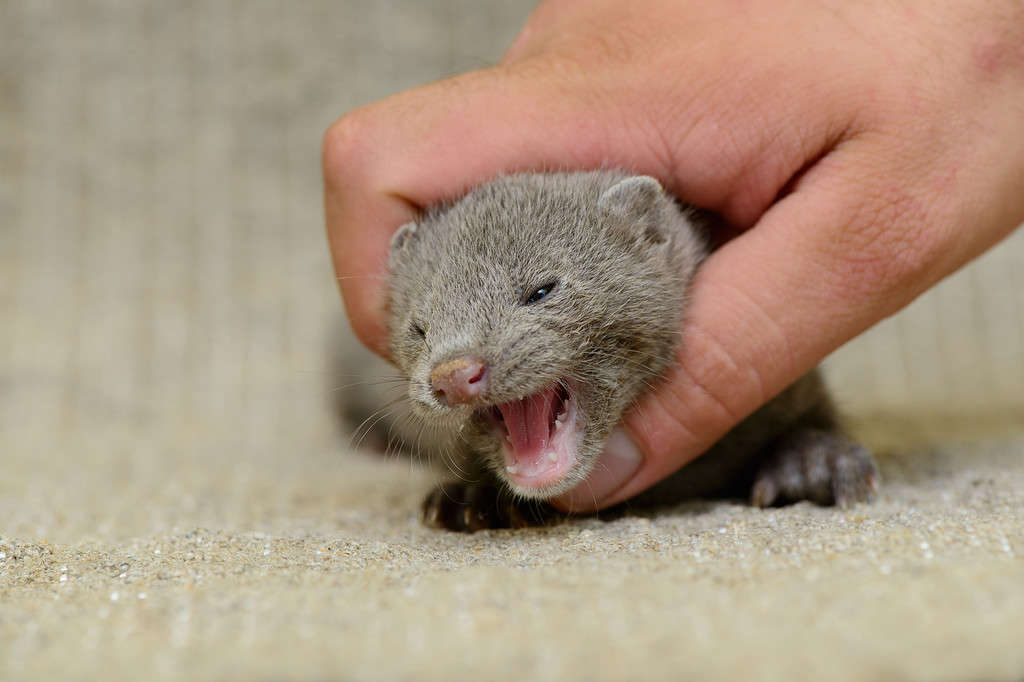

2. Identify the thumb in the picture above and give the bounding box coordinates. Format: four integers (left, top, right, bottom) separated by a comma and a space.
552, 141, 963, 512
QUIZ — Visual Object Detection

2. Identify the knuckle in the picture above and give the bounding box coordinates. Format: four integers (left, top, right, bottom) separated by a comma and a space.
629, 323, 761, 460
579, 24, 645, 67
322, 109, 375, 188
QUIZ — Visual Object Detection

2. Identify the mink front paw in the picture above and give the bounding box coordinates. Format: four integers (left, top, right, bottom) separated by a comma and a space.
422, 481, 556, 532
750, 429, 880, 508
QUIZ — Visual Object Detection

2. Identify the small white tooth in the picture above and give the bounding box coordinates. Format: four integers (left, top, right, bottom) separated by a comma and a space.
505, 465, 519, 474
548, 452, 558, 463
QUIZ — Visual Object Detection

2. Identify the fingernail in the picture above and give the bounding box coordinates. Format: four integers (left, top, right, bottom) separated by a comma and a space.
553, 428, 642, 512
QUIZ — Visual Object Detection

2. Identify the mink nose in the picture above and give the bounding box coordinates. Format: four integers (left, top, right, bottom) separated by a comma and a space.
430, 356, 488, 406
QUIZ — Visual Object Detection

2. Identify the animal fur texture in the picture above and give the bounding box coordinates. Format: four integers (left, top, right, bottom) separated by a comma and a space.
339, 171, 878, 532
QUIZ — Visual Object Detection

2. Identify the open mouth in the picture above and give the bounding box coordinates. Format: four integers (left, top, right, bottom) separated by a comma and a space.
488, 382, 579, 492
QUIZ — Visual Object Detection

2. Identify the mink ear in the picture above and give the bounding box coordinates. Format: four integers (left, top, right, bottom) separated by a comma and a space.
597, 175, 668, 245
388, 221, 418, 267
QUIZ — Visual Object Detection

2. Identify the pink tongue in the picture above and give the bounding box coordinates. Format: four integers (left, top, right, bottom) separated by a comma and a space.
497, 387, 559, 464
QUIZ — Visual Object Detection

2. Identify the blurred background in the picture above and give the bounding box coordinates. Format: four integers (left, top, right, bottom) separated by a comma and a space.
1, 2, 1022, 680
2, 0, 1022, 564
1, 0, 536, 538
3, 1, 1021, 477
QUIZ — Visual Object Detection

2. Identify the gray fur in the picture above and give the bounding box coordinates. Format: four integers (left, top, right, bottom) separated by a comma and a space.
387, 171, 705, 498
339, 170, 878, 531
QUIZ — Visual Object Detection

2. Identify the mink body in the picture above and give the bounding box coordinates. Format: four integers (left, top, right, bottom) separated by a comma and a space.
340, 171, 878, 532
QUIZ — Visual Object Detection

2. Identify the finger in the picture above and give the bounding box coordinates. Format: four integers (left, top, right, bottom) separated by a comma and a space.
553, 137, 980, 512
322, 64, 659, 356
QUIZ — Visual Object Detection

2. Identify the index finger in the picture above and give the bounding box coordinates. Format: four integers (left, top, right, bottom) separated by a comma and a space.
322, 62, 701, 355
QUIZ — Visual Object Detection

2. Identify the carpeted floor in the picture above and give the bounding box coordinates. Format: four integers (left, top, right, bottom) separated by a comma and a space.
1, 2, 1023, 680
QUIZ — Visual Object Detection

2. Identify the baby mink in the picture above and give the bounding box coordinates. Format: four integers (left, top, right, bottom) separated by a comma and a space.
351, 170, 878, 532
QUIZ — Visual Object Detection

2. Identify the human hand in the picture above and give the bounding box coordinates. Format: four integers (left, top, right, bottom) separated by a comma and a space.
323, 0, 1024, 512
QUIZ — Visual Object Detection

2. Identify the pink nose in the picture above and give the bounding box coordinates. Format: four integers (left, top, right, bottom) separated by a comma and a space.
430, 356, 488, 406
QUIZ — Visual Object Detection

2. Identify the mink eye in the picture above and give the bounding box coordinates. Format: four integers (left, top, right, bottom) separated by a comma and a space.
411, 322, 427, 339
522, 280, 559, 306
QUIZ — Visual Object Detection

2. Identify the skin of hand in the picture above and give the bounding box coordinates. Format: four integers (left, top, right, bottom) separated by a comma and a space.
323, 0, 1024, 512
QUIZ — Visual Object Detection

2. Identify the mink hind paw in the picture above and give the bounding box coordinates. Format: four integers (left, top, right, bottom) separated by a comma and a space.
750, 429, 880, 508
422, 481, 557, 532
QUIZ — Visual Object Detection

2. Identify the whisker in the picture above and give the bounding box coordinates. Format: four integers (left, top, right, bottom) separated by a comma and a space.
326, 377, 409, 394
349, 397, 407, 450
335, 274, 389, 282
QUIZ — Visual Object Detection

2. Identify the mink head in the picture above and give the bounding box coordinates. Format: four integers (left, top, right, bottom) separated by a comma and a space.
387, 171, 706, 499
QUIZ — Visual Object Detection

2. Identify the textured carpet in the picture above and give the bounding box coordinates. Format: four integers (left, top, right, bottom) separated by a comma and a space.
1, 2, 1023, 680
